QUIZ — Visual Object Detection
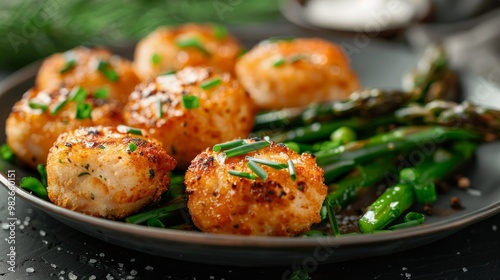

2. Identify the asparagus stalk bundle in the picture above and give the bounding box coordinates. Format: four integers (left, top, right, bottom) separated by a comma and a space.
123, 44, 494, 234
403, 44, 458, 102
254, 44, 458, 134
396, 100, 500, 137
314, 126, 481, 167
325, 156, 396, 214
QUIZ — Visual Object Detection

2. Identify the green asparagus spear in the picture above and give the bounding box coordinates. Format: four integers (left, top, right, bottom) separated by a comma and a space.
125, 197, 186, 224
358, 182, 415, 233
358, 142, 477, 233
253, 89, 414, 136
302, 89, 416, 124
322, 160, 356, 183
325, 156, 395, 213
269, 115, 396, 143
253, 108, 304, 131
396, 100, 500, 137
403, 44, 458, 102
315, 126, 480, 167
254, 45, 457, 137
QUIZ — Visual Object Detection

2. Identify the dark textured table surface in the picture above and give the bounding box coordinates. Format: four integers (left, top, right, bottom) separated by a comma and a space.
1, 184, 499, 280
1, 31, 500, 279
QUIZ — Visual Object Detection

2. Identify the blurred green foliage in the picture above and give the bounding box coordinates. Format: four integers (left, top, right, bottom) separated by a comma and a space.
0, 0, 280, 69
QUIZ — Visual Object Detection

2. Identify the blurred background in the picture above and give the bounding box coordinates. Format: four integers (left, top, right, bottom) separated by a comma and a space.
0, 0, 499, 75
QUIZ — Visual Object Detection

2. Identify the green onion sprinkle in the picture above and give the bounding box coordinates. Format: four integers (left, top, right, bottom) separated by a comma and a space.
228, 170, 257, 180
128, 142, 137, 152
156, 98, 163, 118
28, 101, 48, 112
117, 125, 143, 136
50, 99, 68, 116
224, 141, 270, 158
75, 102, 92, 120
288, 159, 296, 181
69, 87, 88, 102
213, 139, 245, 152
175, 37, 210, 57
59, 59, 76, 74
200, 77, 222, 90
247, 160, 267, 180
97, 60, 119, 82
94, 87, 109, 99
151, 53, 161, 65
245, 156, 288, 169
182, 95, 199, 109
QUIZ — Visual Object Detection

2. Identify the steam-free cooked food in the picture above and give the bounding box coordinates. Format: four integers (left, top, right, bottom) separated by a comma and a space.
6, 87, 123, 168
124, 66, 256, 169
236, 37, 361, 109
46, 126, 176, 219
185, 139, 328, 236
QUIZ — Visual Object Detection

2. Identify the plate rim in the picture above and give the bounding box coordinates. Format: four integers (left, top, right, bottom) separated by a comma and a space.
2, 168, 499, 249
1, 44, 499, 261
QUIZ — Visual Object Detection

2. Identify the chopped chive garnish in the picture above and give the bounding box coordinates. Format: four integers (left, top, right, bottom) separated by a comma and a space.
224, 141, 270, 158
99, 145, 105, 149
228, 170, 257, 180
247, 160, 267, 181
50, 99, 68, 116
388, 212, 425, 231
272, 58, 285, 67
59, 59, 76, 74
237, 48, 247, 58
289, 269, 309, 280
28, 101, 48, 112
69, 87, 88, 102
404, 211, 425, 223
75, 102, 92, 120
19, 177, 48, 200
182, 95, 199, 109
175, 37, 211, 57
156, 98, 163, 118
325, 200, 340, 236
147, 218, 166, 228
117, 125, 143, 136
245, 157, 288, 169
78, 172, 90, 177
125, 198, 186, 224
200, 77, 222, 90
273, 54, 305, 67
0, 144, 15, 163
97, 60, 119, 82
263, 36, 295, 44
151, 53, 161, 65
213, 139, 245, 152
288, 159, 296, 181
213, 24, 228, 40
288, 54, 305, 63
128, 142, 137, 152
162, 70, 176, 75
94, 87, 109, 99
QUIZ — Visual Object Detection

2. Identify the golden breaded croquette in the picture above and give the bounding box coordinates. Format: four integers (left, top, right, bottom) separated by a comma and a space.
236, 37, 361, 109
6, 87, 123, 168
36, 47, 140, 105
124, 66, 256, 169
133, 23, 243, 80
46, 126, 176, 219
185, 139, 327, 236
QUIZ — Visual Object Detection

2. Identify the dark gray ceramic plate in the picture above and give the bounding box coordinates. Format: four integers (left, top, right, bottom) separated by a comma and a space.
1, 34, 500, 266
